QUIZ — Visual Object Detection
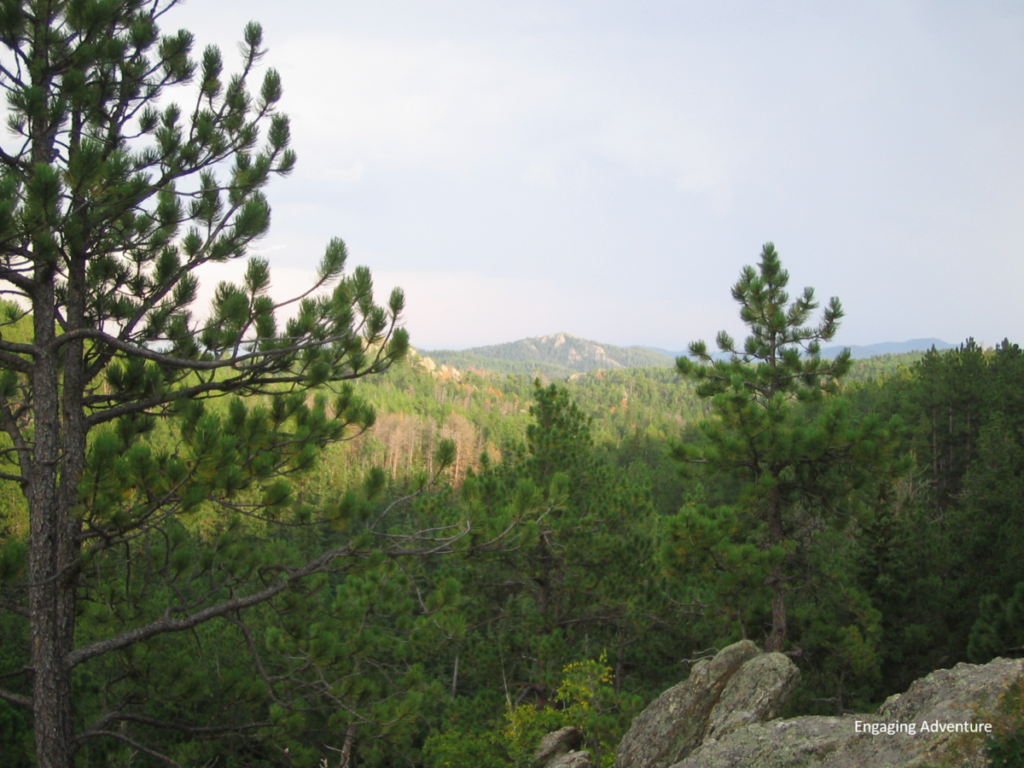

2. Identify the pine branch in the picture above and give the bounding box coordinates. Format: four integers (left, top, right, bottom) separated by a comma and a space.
73, 730, 183, 767
67, 541, 357, 667
83, 710, 272, 738
0, 597, 30, 617
0, 686, 31, 708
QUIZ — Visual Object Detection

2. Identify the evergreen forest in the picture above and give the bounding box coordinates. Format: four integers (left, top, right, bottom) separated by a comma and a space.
0, 3, 1022, 767
4, 305, 1024, 765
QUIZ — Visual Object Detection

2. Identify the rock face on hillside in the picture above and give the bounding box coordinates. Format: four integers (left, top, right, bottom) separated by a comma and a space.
610, 642, 1024, 768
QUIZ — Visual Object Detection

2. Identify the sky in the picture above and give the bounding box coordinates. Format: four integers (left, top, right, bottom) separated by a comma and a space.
169, 0, 1023, 351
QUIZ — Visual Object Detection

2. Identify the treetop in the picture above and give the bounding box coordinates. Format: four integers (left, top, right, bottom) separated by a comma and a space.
678, 243, 851, 401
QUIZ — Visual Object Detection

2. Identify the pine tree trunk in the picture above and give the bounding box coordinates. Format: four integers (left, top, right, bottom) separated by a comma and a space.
29, 568, 76, 768
20, 17, 84, 762
29, 315, 80, 768
765, 574, 787, 653
27, 209, 90, 766
764, 485, 787, 653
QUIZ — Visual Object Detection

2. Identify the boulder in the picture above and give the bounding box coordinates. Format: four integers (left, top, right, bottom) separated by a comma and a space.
670, 656, 1024, 768
705, 653, 801, 740
534, 727, 585, 768
670, 716, 850, 768
614, 641, 800, 768
548, 751, 596, 768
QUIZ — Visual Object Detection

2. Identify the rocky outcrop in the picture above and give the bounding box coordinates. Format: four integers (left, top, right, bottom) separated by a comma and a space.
670, 716, 851, 768
614, 641, 801, 768
413, 353, 463, 381
611, 642, 1024, 768
704, 653, 801, 740
674, 656, 1024, 767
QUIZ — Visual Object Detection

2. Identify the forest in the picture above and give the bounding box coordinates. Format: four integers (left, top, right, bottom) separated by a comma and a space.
3, 306, 1024, 766
0, 2, 1022, 767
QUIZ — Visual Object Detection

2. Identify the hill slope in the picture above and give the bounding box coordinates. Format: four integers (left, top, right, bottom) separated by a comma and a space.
421, 333, 674, 378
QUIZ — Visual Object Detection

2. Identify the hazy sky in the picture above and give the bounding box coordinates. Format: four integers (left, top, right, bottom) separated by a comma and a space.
170, 0, 1023, 351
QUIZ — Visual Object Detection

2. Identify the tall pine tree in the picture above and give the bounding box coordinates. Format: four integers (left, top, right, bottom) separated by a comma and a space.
0, 3, 413, 765
674, 244, 905, 653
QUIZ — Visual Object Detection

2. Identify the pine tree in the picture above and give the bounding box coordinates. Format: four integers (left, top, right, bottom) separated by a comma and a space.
427, 383, 670, 765
675, 243, 905, 653
0, 3, 411, 765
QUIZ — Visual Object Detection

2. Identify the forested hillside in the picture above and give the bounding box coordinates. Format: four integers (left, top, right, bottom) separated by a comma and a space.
335, 334, 1024, 767
331, 346, 923, 496
422, 333, 675, 378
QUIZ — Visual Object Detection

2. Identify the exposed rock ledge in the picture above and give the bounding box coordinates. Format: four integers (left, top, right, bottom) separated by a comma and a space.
607, 642, 1023, 768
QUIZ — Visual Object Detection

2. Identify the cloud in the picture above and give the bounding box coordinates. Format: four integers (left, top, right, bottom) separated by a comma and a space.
269, 28, 751, 207
371, 270, 565, 349
275, 35, 566, 178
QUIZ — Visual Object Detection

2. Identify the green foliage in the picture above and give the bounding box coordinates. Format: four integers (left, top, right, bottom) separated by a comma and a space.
853, 339, 1024, 691
784, 531, 884, 714
0, 608, 30, 767
424, 654, 631, 768
968, 583, 1024, 663
416, 383, 672, 767
500, 654, 634, 768
422, 720, 507, 768
553, 654, 633, 766
502, 702, 568, 768
661, 502, 777, 640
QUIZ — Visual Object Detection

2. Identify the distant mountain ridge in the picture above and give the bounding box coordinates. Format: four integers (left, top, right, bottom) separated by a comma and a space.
649, 338, 954, 361
420, 333, 674, 378
418, 335, 954, 379
820, 338, 953, 359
